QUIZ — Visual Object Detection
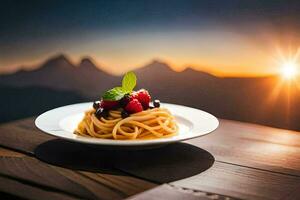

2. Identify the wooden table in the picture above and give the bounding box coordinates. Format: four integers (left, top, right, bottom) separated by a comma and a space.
0, 118, 300, 200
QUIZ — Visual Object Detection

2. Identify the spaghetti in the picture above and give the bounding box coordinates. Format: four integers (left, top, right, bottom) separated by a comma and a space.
75, 107, 178, 140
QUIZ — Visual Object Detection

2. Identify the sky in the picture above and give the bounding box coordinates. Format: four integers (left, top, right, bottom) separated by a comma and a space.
1, 0, 300, 76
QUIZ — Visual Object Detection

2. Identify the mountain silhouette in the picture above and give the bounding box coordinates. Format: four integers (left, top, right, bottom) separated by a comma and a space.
0, 55, 216, 98
1, 54, 300, 131
0, 54, 119, 96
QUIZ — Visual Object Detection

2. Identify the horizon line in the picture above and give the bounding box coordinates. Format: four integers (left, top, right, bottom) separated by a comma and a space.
0, 53, 279, 78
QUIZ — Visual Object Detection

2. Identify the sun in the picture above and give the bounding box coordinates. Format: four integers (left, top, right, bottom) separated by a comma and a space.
281, 61, 298, 79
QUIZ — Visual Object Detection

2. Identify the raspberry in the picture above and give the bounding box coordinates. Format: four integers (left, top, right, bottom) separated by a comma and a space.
132, 89, 151, 109
125, 99, 143, 113
100, 100, 119, 110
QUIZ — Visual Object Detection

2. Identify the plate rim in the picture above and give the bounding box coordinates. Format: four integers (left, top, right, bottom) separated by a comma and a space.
35, 102, 219, 146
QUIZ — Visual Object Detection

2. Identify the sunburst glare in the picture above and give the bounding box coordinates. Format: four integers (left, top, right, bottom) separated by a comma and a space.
281, 61, 298, 79
266, 47, 300, 123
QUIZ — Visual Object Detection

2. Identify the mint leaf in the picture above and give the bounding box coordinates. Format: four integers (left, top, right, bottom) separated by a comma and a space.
122, 71, 137, 92
102, 87, 126, 101
101, 72, 137, 101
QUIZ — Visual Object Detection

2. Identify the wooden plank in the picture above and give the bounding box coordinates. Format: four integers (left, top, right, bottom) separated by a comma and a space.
187, 119, 300, 177
0, 147, 25, 157
47, 166, 126, 199
3, 117, 300, 178
0, 118, 53, 154
30, 133, 213, 184
0, 145, 157, 200
0, 175, 81, 200
0, 116, 159, 200
0, 155, 157, 200
282, 187, 300, 200
0, 191, 25, 200
171, 162, 300, 200
114, 142, 214, 183
127, 184, 238, 200
49, 166, 157, 199
127, 184, 209, 200
0, 156, 98, 200
79, 172, 156, 197
2, 117, 300, 178
2, 117, 300, 200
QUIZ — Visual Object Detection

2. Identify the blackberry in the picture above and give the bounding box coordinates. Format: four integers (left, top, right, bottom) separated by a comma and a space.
121, 110, 130, 118
153, 99, 160, 108
95, 108, 109, 119
119, 94, 131, 107
93, 101, 101, 110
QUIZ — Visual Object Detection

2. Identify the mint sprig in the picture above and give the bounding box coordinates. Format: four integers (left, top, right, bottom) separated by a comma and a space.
102, 72, 137, 101
122, 71, 137, 92
102, 87, 126, 101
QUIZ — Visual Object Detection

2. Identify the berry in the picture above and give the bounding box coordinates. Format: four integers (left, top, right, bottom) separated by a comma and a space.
100, 100, 119, 110
121, 110, 130, 118
119, 94, 131, 108
153, 99, 160, 108
125, 99, 143, 113
95, 108, 109, 119
133, 89, 151, 109
93, 101, 101, 110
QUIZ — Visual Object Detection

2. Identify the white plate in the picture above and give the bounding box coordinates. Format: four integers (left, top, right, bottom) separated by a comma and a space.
35, 102, 219, 147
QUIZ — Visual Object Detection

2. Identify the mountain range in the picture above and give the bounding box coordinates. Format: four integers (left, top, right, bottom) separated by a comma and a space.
1, 54, 299, 131
0, 54, 217, 98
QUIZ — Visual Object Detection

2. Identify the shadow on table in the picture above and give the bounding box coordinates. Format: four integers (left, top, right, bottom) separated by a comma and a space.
35, 139, 214, 183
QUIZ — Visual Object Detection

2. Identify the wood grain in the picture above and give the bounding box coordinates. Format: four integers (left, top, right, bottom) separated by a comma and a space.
0, 175, 81, 200
1, 117, 300, 199
0, 156, 157, 200
3, 117, 300, 178
0, 147, 25, 157
0, 118, 158, 199
49, 167, 156, 199
282, 187, 300, 200
187, 119, 300, 177
0, 118, 300, 176
0, 118, 53, 154
127, 184, 209, 200
79, 172, 156, 196
0, 157, 97, 199
127, 184, 238, 200
171, 162, 300, 200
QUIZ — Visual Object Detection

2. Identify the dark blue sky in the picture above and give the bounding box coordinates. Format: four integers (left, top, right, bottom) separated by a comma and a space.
1, 0, 300, 75
2, 0, 300, 35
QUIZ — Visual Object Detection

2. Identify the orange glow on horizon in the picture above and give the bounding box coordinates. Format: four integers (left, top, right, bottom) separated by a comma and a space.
0, 29, 278, 77
1, 54, 277, 78
2, 30, 300, 78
